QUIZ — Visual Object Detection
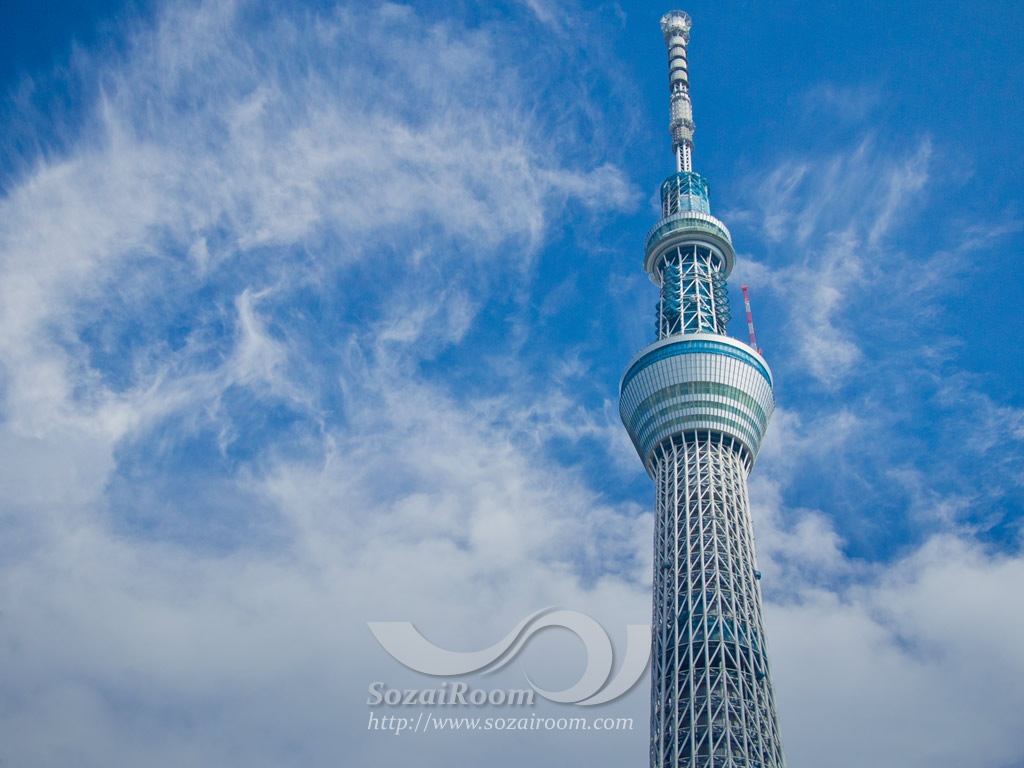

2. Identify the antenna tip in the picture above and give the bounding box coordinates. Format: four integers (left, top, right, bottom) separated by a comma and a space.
660, 10, 692, 43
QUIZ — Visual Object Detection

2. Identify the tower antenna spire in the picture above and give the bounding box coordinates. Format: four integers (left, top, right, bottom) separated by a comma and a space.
661, 11, 695, 173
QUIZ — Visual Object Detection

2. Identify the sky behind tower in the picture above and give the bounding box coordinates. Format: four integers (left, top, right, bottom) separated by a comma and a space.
1, 1, 1022, 766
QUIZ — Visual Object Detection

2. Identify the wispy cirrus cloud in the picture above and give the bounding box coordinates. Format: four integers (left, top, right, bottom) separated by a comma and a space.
0, 3, 651, 766
0, 0, 639, 502
730, 134, 934, 387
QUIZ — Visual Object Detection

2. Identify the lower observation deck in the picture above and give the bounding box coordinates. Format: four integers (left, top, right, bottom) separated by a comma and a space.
619, 333, 774, 473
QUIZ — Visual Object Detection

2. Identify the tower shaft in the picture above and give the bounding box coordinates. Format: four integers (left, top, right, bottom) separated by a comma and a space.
619, 12, 786, 768
651, 434, 784, 768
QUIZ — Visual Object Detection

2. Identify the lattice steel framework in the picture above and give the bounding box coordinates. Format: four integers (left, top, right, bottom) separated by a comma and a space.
650, 434, 784, 768
619, 11, 786, 768
656, 244, 730, 338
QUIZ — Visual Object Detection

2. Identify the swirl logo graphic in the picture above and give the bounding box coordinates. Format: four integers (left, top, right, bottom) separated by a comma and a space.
368, 608, 650, 705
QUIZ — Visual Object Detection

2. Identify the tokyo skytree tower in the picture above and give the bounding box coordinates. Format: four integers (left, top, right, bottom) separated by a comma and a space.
618, 11, 786, 768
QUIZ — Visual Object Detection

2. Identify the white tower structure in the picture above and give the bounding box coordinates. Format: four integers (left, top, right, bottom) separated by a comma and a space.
619, 11, 786, 768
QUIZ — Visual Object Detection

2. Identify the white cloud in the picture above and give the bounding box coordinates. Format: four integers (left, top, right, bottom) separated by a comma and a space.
733, 135, 933, 387
0, 0, 637, 499
768, 534, 1024, 768
0, 4, 648, 765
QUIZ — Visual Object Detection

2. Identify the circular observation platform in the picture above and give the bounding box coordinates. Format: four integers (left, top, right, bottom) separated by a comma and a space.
619, 333, 774, 473
643, 211, 735, 285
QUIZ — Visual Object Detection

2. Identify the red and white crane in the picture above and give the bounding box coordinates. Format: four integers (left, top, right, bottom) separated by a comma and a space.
741, 285, 763, 356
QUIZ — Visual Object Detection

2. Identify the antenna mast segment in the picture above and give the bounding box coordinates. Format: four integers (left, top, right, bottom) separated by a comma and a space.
661, 11, 695, 173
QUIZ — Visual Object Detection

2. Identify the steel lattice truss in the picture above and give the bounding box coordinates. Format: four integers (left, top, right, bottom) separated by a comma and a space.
650, 433, 785, 768
656, 245, 731, 338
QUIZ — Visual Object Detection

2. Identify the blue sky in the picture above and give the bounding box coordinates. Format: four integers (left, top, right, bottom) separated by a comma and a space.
1, 0, 1022, 766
